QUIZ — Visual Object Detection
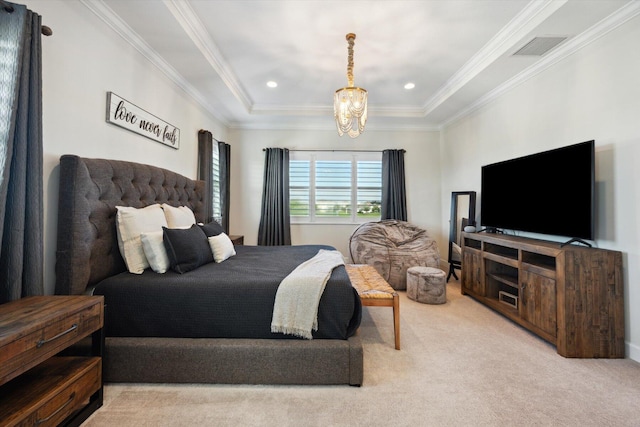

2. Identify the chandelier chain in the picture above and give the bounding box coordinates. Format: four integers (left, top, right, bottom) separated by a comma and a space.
346, 34, 355, 87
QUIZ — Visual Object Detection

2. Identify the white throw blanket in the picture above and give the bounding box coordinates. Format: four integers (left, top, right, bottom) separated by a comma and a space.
271, 249, 345, 339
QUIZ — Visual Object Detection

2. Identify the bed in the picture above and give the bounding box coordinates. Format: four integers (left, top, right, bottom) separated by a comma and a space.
55, 155, 364, 386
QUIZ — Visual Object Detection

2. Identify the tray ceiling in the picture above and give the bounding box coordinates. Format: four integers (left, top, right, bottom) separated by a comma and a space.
87, 0, 636, 131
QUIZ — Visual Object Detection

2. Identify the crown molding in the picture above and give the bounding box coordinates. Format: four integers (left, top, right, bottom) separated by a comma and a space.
250, 104, 426, 118
80, 0, 230, 127
228, 119, 441, 132
164, 0, 254, 112
249, 105, 331, 116
442, 0, 640, 129
229, 113, 442, 132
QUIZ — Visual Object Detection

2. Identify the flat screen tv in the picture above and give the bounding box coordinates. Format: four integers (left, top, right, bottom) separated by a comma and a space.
481, 140, 595, 240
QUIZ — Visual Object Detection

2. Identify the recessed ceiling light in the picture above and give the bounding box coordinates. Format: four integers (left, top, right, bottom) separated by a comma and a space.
404, 82, 415, 90
267, 81, 278, 88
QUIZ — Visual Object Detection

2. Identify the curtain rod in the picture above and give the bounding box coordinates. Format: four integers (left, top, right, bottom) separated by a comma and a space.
1, 0, 53, 36
262, 149, 406, 153
198, 129, 223, 144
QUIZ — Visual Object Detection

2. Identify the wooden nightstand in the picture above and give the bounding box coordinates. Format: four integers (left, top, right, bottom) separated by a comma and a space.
229, 235, 244, 245
0, 296, 104, 426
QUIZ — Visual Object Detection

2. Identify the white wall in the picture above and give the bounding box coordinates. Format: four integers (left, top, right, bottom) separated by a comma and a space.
28, 0, 227, 294
441, 14, 640, 361
228, 129, 443, 259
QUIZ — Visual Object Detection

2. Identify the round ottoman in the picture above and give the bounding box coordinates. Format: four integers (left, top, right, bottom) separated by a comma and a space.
407, 266, 446, 304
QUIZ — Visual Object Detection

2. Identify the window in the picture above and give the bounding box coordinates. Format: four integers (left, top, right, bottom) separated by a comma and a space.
0, 32, 21, 186
290, 151, 382, 223
211, 143, 222, 224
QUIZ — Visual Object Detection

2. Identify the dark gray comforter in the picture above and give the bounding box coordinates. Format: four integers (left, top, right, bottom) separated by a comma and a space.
93, 245, 361, 340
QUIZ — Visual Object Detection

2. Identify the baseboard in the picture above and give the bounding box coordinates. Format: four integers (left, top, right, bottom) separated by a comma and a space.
627, 341, 640, 363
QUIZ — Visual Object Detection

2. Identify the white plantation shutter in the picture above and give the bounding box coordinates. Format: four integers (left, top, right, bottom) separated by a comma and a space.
315, 160, 351, 217
211, 143, 222, 224
289, 152, 381, 223
357, 161, 382, 218
290, 160, 310, 216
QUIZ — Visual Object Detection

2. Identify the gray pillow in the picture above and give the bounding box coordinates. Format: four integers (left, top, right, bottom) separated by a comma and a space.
163, 224, 213, 273
199, 220, 225, 237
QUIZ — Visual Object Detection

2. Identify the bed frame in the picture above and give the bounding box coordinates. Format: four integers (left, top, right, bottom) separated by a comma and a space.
55, 155, 363, 386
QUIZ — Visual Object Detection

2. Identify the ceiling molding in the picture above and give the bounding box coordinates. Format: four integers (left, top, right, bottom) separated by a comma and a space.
250, 105, 332, 116
81, 0, 231, 127
228, 121, 441, 133
163, 0, 254, 112
442, 0, 640, 129
421, 0, 567, 117
250, 104, 426, 118
367, 107, 427, 118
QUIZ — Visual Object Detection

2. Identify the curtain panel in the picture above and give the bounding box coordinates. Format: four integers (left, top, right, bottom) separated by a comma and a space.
197, 130, 214, 223
257, 148, 291, 246
381, 149, 407, 221
0, 4, 44, 303
197, 130, 230, 232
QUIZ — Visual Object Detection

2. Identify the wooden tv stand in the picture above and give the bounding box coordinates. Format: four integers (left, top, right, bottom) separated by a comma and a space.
460, 232, 624, 358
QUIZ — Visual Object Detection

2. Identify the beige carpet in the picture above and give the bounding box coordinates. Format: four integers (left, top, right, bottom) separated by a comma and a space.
83, 281, 640, 426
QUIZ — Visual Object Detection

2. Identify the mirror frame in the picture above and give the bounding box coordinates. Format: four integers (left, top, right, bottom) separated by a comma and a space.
447, 191, 477, 282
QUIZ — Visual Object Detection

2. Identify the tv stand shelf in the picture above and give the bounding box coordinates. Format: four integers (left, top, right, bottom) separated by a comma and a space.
488, 273, 518, 289
461, 233, 624, 358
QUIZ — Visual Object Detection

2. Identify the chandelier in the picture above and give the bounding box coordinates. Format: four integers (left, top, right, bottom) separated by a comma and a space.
334, 33, 368, 138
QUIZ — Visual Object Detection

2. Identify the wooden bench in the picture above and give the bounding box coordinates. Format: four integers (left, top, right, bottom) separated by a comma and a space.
345, 264, 400, 350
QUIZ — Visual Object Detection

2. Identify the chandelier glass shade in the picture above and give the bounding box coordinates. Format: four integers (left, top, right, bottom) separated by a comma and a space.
334, 33, 367, 138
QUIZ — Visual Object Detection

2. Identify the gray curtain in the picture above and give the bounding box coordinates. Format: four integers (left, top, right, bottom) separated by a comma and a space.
257, 148, 291, 246
381, 149, 407, 221
0, 3, 44, 303
197, 130, 213, 223
197, 129, 230, 232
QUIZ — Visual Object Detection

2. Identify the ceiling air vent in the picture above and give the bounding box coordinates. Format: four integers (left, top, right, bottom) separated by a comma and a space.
513, 36, 568, 56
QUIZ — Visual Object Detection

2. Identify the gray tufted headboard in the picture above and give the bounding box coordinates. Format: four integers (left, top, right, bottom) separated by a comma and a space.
55, 155, 207, 295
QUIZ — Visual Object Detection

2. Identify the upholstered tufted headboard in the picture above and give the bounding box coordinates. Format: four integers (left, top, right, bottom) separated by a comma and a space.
55, 155, 207, 295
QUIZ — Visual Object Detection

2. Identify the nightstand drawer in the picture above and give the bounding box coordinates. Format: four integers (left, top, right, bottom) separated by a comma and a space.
0, 296, 103, 385
229, 235, 244, 245
0, 357, 102, 427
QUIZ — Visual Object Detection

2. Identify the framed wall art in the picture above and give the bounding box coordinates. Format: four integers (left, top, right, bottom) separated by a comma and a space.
106, 92, 180, 149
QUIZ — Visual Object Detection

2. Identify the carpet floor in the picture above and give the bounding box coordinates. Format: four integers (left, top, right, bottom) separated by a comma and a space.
82, 280, 640, 426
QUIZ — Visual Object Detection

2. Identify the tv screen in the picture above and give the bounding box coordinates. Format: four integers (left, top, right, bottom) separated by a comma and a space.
481, 140, 595, 240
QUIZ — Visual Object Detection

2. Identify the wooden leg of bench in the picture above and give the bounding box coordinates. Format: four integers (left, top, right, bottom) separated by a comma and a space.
393, 293, 400, 350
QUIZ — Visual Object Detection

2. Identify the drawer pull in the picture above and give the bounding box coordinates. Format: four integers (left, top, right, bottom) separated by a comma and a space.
37, 323, 78, 348
35, 391, 76, 425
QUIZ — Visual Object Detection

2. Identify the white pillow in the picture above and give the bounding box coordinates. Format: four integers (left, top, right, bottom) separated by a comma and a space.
161, 204, 196, 229
115, 204, 168, 274
208, 233, 236, 263
141, 231, 170, 274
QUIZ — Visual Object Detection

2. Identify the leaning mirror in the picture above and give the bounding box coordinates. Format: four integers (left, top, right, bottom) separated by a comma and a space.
447, 191, 477, 282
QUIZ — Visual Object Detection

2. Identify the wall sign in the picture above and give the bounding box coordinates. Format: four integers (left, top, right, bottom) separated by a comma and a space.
106, 92, 180, 149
